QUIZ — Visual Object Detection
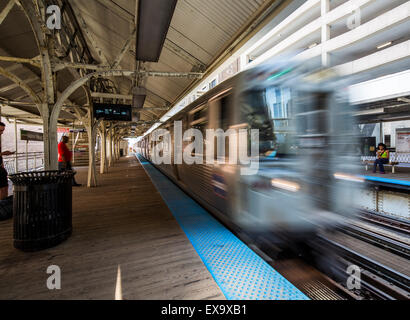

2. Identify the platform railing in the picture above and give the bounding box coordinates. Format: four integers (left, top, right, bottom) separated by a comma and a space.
3, 152, 45, 174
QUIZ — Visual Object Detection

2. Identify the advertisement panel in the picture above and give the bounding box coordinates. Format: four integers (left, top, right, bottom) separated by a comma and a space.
20, 129, 43, 142
396, 128, 410, 152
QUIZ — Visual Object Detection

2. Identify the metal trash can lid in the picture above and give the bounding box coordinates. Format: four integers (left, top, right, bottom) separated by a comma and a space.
9, 170, 76, 185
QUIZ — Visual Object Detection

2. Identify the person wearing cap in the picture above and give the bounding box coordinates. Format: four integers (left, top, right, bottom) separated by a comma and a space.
58, 135, 81, 186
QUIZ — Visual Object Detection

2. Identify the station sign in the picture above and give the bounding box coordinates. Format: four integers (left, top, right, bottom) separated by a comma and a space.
70, 128, 86, 133
57, 127, 70, 133
20, 129, 43, 142
93, 103, 132, 121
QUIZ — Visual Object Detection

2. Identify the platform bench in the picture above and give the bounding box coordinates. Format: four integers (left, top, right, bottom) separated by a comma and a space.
362, 152, 410, 173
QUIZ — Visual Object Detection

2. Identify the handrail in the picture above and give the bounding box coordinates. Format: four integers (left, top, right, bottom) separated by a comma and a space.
3, 152, 45, 174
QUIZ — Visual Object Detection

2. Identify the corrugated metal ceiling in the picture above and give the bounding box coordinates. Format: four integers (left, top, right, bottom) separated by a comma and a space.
73, 0, 269, 120
0, 0, 269, 123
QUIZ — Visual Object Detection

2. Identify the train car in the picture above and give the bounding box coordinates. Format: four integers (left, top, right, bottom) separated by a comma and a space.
137, 60, 362, 248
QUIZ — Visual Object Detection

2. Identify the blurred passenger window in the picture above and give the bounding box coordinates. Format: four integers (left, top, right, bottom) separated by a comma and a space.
294, 92, 329, 137
239, 87, 296, 157
189, 105, 208, 158
220, 95, 231, 131
211, 94, 232, 160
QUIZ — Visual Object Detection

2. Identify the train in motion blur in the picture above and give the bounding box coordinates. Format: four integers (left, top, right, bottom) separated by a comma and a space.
137, 60, 363, 249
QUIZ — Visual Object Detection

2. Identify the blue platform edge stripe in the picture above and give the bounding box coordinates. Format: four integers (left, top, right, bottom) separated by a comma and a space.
137, 155, 308, 300
361, 175, 410, 187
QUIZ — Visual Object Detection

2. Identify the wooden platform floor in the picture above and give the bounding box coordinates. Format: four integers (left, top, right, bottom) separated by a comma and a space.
0, 156, 224, 300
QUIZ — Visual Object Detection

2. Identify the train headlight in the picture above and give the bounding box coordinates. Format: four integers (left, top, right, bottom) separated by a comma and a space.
333, 172, 365, 183
271, 179, 300, 192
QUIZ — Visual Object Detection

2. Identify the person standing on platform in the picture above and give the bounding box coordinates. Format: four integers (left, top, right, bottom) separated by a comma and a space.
0, 122, 15, 199
58, 135, 81, 186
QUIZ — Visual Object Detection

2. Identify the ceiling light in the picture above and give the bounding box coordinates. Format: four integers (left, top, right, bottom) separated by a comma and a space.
334, 173, 364, 183
271, 179, 300, 192
308, 42, 318, 49
397, 97, 410, 103
377, 41, 392, 50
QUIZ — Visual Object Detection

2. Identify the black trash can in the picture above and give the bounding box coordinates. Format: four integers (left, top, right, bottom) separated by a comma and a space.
8, 170, 75, 252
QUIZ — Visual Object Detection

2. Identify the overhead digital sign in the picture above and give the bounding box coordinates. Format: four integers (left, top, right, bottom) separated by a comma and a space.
93, 103, 132, 121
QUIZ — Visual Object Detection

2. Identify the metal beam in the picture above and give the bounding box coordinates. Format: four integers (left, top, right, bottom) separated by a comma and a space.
141, 71, 203, 78
96, 0, 134, 23
145, 88, 171, 105
51, 60, 204, 79
90, 92, 132, 100
0, 55, 40, 67
163, 39, 206, 70
4, 64, 22, 73
0, 66, 41, 104
112, 26, 137, 69
0, 0, 15, 25
0, 48, 81, 111
52, 60, 109, 72
61, 0, 94, 64
0, 77, 38, 93
0, 98, 35, 106
51, 69, 136, 128
143, 106, 169, 111
70, 2, 110, 65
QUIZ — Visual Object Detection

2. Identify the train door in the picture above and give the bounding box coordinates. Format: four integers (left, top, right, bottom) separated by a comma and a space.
181, 104, 212, 200
168, 121, 180, 181
294, 91, 332, 212
208, 91, 235, 216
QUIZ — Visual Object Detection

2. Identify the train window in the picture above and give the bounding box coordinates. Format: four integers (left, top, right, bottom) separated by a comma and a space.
192, 109, 207, 123
190, 105, 208, 132
294, 92, 329, 137
188, 105, 208, 158
239, 87, 296, 157
209, 94, 233, 160
220, 95, 231, 131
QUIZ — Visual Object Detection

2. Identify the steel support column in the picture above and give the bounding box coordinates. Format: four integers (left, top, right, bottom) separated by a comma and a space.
108, 125, 113, 167
99, 121, 108, 174
14, 118, 18, 172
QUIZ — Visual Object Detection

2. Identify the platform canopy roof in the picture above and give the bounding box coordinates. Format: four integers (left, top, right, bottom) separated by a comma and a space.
0, 0, 276, 129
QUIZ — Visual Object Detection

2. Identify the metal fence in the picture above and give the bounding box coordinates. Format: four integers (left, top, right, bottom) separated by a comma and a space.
3, 152, 44, 174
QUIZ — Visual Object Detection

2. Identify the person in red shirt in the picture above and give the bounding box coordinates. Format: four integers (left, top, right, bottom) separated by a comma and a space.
58, 135, 81, 186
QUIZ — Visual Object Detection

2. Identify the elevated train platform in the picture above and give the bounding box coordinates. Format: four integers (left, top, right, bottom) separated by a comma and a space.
362, 172, 410, 191
0, 156, 306, 300
358, 172, 409, 222
0, 0, 409, 303
0, 157, 224, 299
